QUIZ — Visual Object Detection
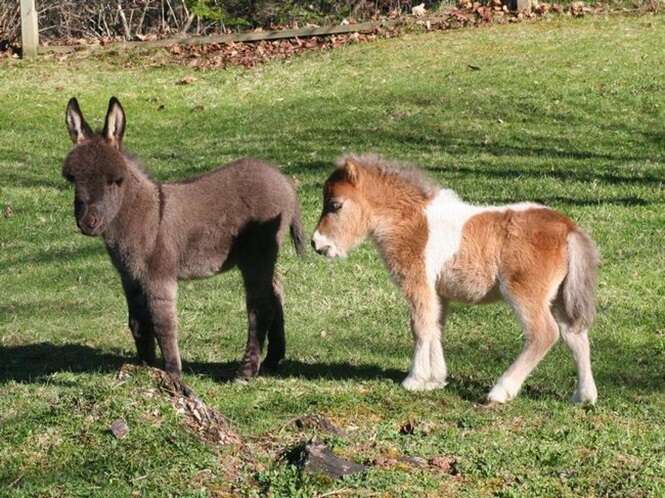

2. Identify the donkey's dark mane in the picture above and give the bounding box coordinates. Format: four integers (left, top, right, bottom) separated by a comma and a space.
120, 148, 156, 183
338, 153, 439, 197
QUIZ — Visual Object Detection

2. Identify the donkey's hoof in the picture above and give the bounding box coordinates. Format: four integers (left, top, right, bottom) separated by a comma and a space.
402, 376, 436, 391
259, 358, 281, 375
235, 363, 260, 380
163, 372, 194, 398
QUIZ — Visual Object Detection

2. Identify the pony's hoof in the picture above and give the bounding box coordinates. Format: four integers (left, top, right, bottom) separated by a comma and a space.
487, 383, 515, 404
478, 399, 502, 410
424, 378, 448, 390
571, 386, 597, 405
402, 376, 435, 391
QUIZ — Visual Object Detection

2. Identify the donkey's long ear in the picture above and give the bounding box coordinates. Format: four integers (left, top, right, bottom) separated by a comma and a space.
66, 98, 93, 144
102, 97, 126, 149
343, 158, 360, 185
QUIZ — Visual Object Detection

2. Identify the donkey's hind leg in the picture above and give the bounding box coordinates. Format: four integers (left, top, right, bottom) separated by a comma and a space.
262, 275, 285, 372
237, 263, 277, 379
488, 295, 559, 404
122, 279, 157, 366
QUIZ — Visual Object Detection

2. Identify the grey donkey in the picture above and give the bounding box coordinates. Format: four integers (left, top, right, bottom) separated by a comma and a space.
62, 97, 305, 390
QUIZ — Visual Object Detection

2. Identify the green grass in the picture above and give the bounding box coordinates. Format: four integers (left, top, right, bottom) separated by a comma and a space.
1, 13, 665, 498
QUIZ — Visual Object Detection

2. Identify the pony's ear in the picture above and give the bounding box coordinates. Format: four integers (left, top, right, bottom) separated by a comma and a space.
102, 97, 126, 149
343, 158, 359, 185
65, 98, 93, 145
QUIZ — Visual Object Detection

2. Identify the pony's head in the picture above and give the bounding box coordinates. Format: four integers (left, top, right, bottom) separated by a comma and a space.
62, 97, 129, 236
312, 158, 371, 258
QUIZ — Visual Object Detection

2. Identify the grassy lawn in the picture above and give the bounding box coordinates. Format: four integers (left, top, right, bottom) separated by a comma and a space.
1, 13, 664, 498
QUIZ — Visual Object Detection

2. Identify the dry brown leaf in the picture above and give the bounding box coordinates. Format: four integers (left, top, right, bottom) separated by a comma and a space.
429, 455, 460, 475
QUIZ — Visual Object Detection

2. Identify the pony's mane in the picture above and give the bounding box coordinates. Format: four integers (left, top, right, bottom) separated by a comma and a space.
337, 153, 440, 198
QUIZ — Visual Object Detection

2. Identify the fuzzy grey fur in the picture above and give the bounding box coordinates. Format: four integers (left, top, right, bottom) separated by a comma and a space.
63, 97, 305, 387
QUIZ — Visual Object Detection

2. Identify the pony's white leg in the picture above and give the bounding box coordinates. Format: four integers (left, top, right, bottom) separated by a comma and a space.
488, 304, 559, 403
403, 336, 434, 391
560, 325, 597, 404
426, 300, 448, 389
402, 288, 446, 391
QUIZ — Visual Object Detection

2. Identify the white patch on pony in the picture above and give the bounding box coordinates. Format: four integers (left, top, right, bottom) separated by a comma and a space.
312, 230, 345, 258
423, 191, 545, 288
423, 189, 481, 287
501, 202, 542, 212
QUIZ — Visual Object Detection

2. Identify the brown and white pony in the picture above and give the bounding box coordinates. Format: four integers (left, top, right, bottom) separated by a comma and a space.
312, 154, 600, 404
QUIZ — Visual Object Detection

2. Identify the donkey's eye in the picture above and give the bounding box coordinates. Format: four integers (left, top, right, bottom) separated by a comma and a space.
64, 174, 75, 183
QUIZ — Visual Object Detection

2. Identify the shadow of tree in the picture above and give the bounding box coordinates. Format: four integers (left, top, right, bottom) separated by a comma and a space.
426, 164, 664, 188
0, 243, 105, 273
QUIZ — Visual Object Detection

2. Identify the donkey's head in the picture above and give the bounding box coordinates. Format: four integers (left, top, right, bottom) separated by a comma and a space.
312, 158, 371, 258
62, 97, 129, 236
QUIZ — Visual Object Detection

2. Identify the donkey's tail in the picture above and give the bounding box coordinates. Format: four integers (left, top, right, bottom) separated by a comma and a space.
562, 228, 600, 329
289, 201, 306, 257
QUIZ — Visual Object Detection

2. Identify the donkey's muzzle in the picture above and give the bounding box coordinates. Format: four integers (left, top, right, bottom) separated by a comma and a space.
74, 199, 103, 236
77, 213, 103, 236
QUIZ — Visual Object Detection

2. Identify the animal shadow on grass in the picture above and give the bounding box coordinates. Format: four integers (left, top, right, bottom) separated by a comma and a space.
2, 340, 661, 397
0, 342, 404, 386
0, 343, 130, 384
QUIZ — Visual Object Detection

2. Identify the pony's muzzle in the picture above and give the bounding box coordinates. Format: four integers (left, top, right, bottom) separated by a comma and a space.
311, 230, 339, 258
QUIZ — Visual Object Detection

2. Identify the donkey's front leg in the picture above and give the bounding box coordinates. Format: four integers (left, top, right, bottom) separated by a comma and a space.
146, 280, 183, 382
122, 279, 157, 366
402, 287, 447, 391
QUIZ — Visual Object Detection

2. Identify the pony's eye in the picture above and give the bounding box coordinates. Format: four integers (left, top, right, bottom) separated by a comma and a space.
328, 201, 343, 212
64, 174, 75, 183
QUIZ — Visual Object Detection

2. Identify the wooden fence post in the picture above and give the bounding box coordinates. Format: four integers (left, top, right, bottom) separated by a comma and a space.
516, 0, 532, 11
20, 0, 39, 58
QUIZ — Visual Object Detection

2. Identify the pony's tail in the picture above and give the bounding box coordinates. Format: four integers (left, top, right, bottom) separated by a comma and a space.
562, 229, 600, 329
289, 201, 306, 257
